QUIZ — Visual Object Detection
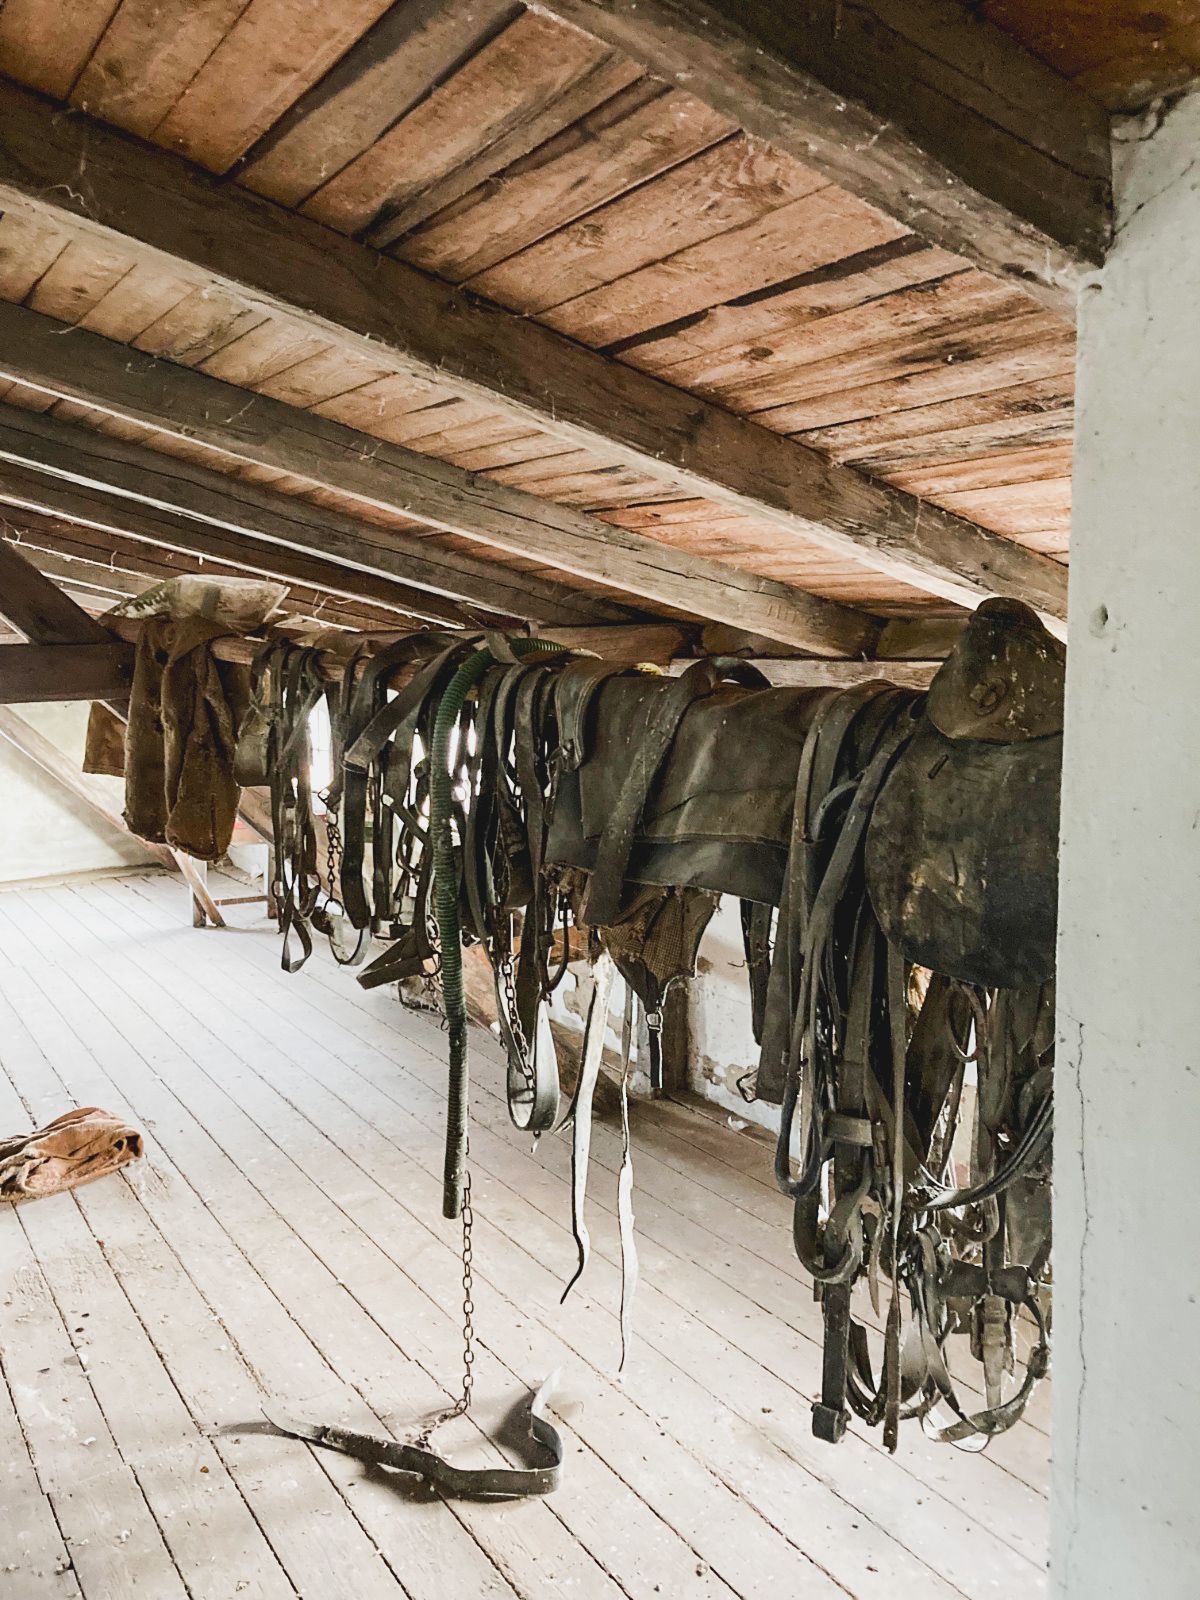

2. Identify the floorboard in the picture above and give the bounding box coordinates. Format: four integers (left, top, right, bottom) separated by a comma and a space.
0, 871, 1050, 1598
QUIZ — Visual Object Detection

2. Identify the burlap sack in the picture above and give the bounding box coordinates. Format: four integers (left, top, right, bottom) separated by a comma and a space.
0, 1107, 144, 1199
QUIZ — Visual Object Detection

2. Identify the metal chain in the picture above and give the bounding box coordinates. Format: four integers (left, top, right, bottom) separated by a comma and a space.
415, 1152, 476, 1447
324, 806, 342, 900
498, 948, 537, 1102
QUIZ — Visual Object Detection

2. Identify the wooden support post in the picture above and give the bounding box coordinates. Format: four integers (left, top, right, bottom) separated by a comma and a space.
173, 851, 226, 929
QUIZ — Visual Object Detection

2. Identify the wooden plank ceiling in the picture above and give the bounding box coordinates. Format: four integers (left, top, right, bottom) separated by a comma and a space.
0, 0, 1095, 648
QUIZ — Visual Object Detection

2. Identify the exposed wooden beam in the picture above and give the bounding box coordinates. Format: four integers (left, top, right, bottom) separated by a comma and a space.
0, 531, 114, 645
0, 89, 1072, 623
4, 537, 418, 636
530, 0, 1110, 317
876, 615, 968, 662
11, 521, 695, 662
0, 407, 641, 635
0, 704, 172, 870
0, 491, 475, 631
538, 622, 693, 666
0, 334, 875, 656
0, 641, 134, 704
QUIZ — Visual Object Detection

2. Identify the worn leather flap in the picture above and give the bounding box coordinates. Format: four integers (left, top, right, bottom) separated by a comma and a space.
865, 724, 1061, 989
546, 676, 829, 903
553, 659, 636, 772
928, 598, 1065, 744
579, 678, 818, 848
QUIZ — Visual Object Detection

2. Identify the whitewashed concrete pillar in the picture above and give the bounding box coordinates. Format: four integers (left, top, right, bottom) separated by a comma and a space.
1054, 91, 1200, 1598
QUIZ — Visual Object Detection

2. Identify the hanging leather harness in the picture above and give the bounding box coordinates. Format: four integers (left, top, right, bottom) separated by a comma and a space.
243, 602, 1060, 1466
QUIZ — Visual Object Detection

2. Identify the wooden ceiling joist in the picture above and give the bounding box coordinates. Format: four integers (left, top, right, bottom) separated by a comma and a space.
0, 470, 484, 632
0, 402, 646, 635
0, 311, 879, 656
3, 530, 431, 637
529, 0, 1111, 319
0, 83, 1071, 626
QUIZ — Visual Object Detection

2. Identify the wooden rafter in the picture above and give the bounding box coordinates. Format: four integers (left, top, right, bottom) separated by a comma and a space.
0, 532, 114, 645
6, 522, 699, 666
4, 537, 425, 637
529, 0, 1110, 317
0, 406, 643, 634
232, 0, 522, 208
0, 85, 1071, 624
0, 330, 878, 656
0, 477, 485, 631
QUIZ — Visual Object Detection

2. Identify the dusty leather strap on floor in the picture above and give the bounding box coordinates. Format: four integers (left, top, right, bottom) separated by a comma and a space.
262, 1373, 564, 1500
0, 1107, 143, 1199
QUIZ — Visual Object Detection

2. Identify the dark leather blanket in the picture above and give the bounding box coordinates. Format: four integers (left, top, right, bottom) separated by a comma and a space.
547, 676, 839, 906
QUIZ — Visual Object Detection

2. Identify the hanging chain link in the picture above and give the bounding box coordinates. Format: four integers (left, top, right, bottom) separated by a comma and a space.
324, 805, 342, 902
498, 948, 537, 1103
415, 1151, 476, 1447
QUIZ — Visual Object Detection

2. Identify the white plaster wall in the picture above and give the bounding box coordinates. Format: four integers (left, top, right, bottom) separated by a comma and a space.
689, 896, 779, 1134
1053, 90, 1200, 1599
0, 703, 146, 885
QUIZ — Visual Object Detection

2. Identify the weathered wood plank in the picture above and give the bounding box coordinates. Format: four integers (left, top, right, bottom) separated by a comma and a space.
701, 614, 965, 662
151, 0, 397, 174
469, 131, 826, 314
0, 641, 134, 704
546, 184, 909, 347
0, 316, 877, 654
361, 46, 644, 247
540, 620, 694, 663
613, 237, 964, 369
528, 0, 1111, 317
70, 0, 253, 141
305, 11, 619, 236
0, 85, 1072, 621
0, 0, 114, 100
399, 80, 732, 282
236, 0, 521, 209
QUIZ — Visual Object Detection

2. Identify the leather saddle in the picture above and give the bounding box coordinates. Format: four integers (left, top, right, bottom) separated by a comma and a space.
865, 598, 1065, 991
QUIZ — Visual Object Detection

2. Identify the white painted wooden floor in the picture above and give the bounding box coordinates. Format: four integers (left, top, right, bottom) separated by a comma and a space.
0, 871, 1049, 1600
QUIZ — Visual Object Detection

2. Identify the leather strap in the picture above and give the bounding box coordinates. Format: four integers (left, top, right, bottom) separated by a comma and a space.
262, 1372, 564, 1500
